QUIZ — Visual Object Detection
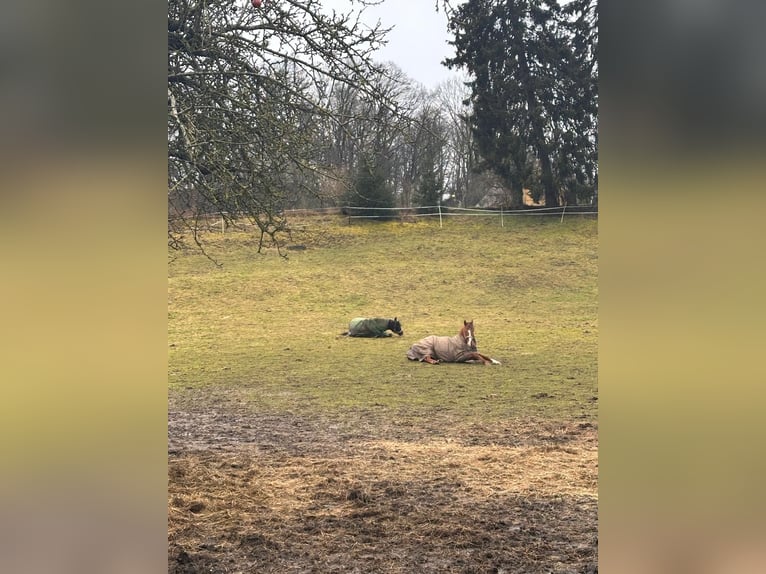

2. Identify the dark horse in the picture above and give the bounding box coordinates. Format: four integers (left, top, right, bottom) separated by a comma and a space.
406, 320, 500, 365
341, 317, 404, 338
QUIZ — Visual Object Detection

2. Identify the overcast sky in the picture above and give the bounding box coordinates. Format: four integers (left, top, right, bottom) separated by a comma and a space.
321, 0, 464, 89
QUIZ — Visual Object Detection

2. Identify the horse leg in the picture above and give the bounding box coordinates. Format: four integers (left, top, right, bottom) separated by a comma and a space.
423, 355, 441, 365
461, 352, 486, 364
464, 352, 500, 365
478, 353, 501, 365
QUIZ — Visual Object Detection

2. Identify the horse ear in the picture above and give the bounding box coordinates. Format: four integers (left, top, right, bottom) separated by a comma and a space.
464, 320, 468, 326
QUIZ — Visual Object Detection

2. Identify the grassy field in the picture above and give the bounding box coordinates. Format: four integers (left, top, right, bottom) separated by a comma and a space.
168, 214, 598, 573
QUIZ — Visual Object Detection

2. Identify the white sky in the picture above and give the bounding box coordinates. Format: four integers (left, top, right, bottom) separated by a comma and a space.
320, 0, 463, 89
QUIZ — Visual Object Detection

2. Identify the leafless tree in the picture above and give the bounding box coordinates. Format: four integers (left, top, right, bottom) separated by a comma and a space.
435, 75, 486, 207
168, 0, 391, 254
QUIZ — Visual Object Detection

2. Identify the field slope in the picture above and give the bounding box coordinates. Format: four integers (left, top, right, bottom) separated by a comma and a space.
168, 215, 598, 574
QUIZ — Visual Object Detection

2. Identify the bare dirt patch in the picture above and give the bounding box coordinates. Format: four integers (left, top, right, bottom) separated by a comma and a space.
169, 390, 597, 573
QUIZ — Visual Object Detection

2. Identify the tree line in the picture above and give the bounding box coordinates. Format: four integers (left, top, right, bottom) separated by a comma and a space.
168, 0, 597, 250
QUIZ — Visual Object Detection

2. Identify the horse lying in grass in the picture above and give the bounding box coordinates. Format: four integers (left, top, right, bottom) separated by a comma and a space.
406, 320, 501, 365
341, 317, 404, 338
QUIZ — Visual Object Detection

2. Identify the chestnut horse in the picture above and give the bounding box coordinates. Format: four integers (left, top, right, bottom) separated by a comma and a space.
406, 320, 500, 365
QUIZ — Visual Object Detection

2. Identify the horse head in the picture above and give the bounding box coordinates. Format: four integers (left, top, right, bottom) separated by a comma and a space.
388, 317, 404, 336
462, 320, 477, 350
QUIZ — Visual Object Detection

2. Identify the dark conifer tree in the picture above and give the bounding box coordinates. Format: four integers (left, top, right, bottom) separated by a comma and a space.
446, 0, 597, 207
343, 156, 396, 219
414, 131, 445, 207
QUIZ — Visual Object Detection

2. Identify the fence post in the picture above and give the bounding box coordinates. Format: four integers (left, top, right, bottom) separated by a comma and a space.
438, 202, 443, 228
500, 206, 504, 227
560, 202, 567, 224
221, 215, 225, 233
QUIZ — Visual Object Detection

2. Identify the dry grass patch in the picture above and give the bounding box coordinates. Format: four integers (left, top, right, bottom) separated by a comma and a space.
169, 416, 597, 574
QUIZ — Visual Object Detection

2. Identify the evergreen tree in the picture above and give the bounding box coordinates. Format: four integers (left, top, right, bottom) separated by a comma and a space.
445, 0, 597, 207
343, 156, 395, 220
414, 144, 444, 207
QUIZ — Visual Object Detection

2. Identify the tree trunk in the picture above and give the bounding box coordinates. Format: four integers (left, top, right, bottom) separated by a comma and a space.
537, 148, 558, 208
518, 54, 559, 208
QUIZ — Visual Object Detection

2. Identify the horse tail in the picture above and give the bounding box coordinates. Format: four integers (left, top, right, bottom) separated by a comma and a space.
340, 330, 350, 336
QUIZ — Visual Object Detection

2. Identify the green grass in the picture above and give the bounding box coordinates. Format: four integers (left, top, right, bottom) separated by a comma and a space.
168, 215, 598, 423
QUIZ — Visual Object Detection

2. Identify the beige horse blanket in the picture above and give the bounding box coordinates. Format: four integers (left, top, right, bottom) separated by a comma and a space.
406, 334, 476, 363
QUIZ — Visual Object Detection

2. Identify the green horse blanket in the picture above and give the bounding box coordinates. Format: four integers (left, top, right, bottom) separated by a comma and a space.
343, 317, 403, 338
